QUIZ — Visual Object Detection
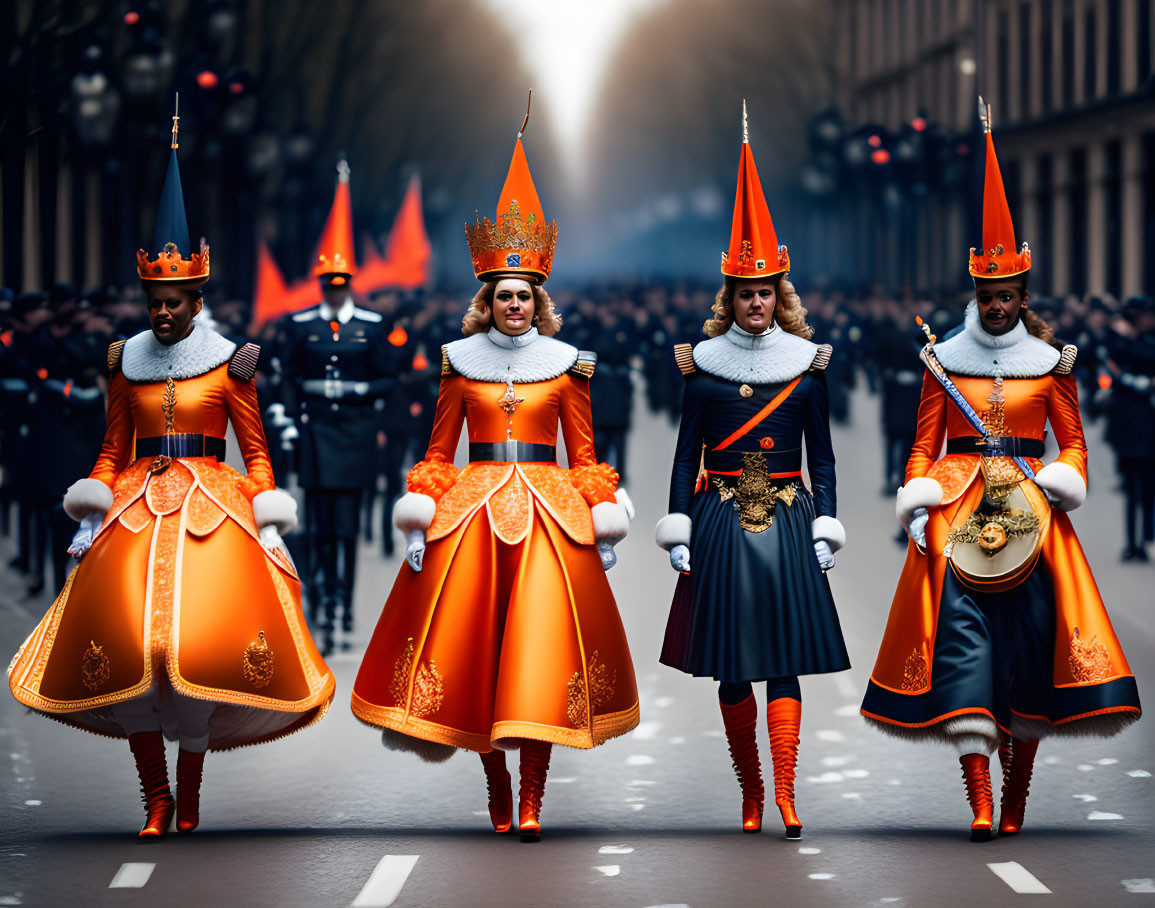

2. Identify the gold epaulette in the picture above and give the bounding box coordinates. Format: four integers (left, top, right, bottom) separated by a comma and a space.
440, 345, 454, 376
674, 343, 696, 375
810, 343, 833, 371
569, 350, 597, 379
228, 342, 261, 381
1053, 344, 1078, 375
107, 340, 126, 374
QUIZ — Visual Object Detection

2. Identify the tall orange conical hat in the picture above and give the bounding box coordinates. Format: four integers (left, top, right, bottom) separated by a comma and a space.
969, 98, 1030, 278
721, 100, 789, 279
465, 91, 557, 283
314, 159, 357, 280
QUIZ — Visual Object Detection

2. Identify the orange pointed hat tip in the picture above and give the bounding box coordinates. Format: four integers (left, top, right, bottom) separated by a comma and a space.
315, 159, 357, 278
969, 103, 1030, 279
721, 101, 789, 279
465, 93, 557, 283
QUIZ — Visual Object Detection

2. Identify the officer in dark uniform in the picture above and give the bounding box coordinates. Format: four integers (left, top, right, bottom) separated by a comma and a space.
873, 306, 926, 495
278, 161, 395, 652
587, 308, 636, 486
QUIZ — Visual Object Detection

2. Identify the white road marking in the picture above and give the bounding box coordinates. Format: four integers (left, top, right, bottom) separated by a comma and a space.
1072, 794, 1098, 802
628, 780, 657, 787
625, 797, 647, 803
627, 755, 655, 766
798, 847, 821, 854
815, 730, 845, 743
0, 895, 23, 906
669, 736, 686, 745
643, 904, 689, 907
881, 899, 904, 903
703, 730, 724, 738
552, 777, 577, 783
808, 873, 835, 880
821, 756, 853, 767
1127, 770, 1151, 778
1123, 880, 1155, 893
594, 865, 620, 877
843, 769, 870, 779
22, 800, 40, 806
1043, 755, 1061, 765
629, 804, 646, 811
1087, 811, 1124, 820
633, 722, 662, 740
1096, 758, 1119, 765
471, 810, 488, 816
887, 779, 903, 786
833, 672, 859, 699
352, 855, 420, 908
109, 864, 155, 889
654, 696, 674, 708
987, 862, 1051, 894
1077, 763, 1095, 771
807, 772, 844, 784
842, 792, 862, 799
834, 704, 860, 718
599, 845, 634, 854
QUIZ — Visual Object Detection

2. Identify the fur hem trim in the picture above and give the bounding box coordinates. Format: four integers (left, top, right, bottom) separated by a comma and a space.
121, 324, 237, 382
811, 515, 846, 552
63, 478, 113, 521
444, 331, 578, 383
1035, 461, 1087, 511
592, 501, 629, 542
896, 477, 943, 527
393, 492, 436, 532
933, 301, 1061, 377
1011, 710, 1140, 741
251, 489, 298, 534
692, 325, 819, 384
380, 728, 457, 763
863, 713, 998, 752
655, 513, 691, 550
615, 488, 636, 520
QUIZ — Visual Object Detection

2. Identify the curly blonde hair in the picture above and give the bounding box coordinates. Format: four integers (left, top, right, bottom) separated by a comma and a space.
702, 274, 813, 339
462, 279, 563, 337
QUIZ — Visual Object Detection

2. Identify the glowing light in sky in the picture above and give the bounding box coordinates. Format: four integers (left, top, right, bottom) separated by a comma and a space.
480, 0, 665, 175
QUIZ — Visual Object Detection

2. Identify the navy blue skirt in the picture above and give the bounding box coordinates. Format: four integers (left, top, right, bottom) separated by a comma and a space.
660, 481, 850, 683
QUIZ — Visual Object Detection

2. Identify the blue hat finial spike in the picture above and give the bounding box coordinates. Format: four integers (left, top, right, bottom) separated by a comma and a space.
152, 94, 191, 257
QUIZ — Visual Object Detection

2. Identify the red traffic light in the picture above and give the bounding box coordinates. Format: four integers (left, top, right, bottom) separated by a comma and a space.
911, 116, 927, 132
124, 10, 140, 24
867, 134, 882, 148
871, 148, 891, 164
196, 70, 219, 89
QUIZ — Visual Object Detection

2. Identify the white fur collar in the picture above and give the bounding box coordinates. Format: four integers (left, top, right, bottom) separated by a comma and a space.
934, 301, 1060, 378
445, 328, 578, 382
121, 324, 236, 382
291, 297, 382, 324
693, 323, 819, 384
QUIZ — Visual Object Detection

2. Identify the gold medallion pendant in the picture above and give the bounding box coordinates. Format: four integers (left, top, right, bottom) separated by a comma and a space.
712, 451, 796, 532
242, 631, 275, 690
739, 384, 754, 398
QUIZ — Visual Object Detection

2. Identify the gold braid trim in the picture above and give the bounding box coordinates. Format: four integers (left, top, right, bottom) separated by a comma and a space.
568, 350, 597, 379
810, 343, 833, 371
1053, 344, 1078, 375
674, 343, 696, 375
440, 345, 454, 376
107, 340, 126, 374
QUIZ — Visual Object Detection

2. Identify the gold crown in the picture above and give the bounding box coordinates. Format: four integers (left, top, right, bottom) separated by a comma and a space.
137, 238, 210, 285
465, 199, 557, 283
969, 241, 1031, 278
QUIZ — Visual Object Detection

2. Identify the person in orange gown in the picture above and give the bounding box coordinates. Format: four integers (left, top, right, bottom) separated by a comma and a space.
352, 108, 638, 842
8, 122, 334, 838
860, 108, 1141, 840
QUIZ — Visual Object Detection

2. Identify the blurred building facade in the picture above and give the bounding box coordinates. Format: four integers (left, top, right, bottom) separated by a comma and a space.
831, 0, 1155, 298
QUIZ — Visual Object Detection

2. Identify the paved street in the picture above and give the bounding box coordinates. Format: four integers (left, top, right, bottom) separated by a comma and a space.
2, 386, 1152, 907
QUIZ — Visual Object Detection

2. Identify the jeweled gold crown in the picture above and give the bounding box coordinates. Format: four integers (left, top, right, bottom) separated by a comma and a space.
466, 199, 557, 283
137, 239, 210, 285
968, 241, 1031, 279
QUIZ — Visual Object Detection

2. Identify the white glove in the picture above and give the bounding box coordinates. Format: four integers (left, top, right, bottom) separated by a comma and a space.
907, 507, 929, 548
67, 514, 101, 559
405, 529, 426, 572
597, 540, 617, 571
669, 544, 691, 572
814, 540, 835, 571
259, 524, 285, 552
279, 423, 299, 451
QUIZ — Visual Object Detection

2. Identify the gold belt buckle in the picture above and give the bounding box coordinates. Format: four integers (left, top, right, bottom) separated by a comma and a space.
711, 451, 796, 533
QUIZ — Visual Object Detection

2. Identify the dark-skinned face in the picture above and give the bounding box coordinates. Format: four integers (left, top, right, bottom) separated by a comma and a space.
144, 284, 202, 345
732, 278, 777, 333
321, 277, 351, 308
975, 280, 1028, 336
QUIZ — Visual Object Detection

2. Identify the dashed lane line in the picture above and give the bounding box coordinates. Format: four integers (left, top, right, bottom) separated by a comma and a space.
987, 862, 1051, 894
109, 863, 155, 889
351, 855, 420, 908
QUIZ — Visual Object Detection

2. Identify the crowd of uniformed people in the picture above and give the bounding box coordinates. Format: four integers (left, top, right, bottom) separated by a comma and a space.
2, 278, 1153, 618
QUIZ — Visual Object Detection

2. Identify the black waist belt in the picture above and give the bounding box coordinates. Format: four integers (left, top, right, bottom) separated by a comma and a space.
704, 449, 803, 475
946, 436, 1045, 458
469, 441, 556, 463
135, 434, 226, 460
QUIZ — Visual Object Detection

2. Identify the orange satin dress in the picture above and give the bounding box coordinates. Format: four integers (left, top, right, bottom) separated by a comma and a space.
8, 353, 334, 749
863, 368, 1140, 735
352, 364, 640, 752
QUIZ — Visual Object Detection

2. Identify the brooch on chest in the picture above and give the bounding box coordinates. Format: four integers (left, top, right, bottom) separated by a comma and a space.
711, 451, 796, 533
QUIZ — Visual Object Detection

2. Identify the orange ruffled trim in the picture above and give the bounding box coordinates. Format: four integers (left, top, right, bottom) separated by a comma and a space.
407, 457, 461, 502
569, 462, 619, 507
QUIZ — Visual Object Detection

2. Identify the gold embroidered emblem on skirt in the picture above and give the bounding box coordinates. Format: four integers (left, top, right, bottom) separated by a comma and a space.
391, 637, 445, 718
567, 650, 616, 728
712, 452, 796, 533
81, 640, 111, 693
242, 630, 275, 690
1068, 627, 1114, 682
901, 647, 929, 691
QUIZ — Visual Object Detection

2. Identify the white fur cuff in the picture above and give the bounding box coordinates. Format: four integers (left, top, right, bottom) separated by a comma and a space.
1035, 461, 1086, 511
896, 477, 943, 528
655, 512, 691, 550
252, 489, 299, 534
394, 492, 436, 533
63, 478, 113, 521
811, 515, 846, 553
592, 501, 629, 543
615, 488, 636, 520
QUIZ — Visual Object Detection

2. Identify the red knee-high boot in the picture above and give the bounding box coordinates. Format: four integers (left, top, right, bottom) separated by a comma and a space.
176, 749, 205, 833
998, 738, 1039, 835
960, 753, 994, 841
479, 750, 513, 834
517, 740, 552, 843
766, 697, 802, 839
719, 695, 764, 832
128, 732, 174, 839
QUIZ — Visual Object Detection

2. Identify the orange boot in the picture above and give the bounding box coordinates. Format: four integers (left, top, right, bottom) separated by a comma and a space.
998, 738, 1038, 836
517, 740, 552, 843
766, 697, 802, 839
719, 695, 764, 832
127, 732, 174, 839
959, 753, 994, 841
175, 749, 205, 833
479, 750, 513, 834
